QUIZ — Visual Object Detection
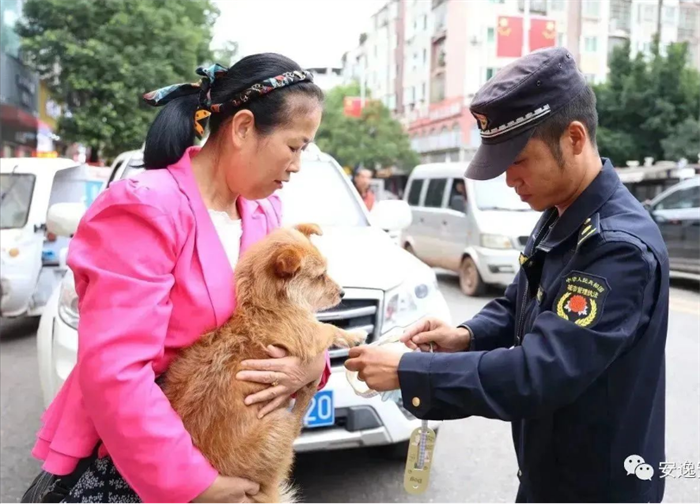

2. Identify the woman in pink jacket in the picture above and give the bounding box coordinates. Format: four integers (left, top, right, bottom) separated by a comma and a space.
23, 53, 328, 503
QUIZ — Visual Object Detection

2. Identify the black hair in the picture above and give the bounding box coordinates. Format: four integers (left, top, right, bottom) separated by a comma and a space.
143, 53, 324, 169
531, 85, 598, 167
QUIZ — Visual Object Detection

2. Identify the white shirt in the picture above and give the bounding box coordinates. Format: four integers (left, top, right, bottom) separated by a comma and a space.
208, 209, 243, 270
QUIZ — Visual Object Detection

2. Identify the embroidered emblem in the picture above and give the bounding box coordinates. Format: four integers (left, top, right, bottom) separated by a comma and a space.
519, 253, 528, 266
554, 271, 609, 327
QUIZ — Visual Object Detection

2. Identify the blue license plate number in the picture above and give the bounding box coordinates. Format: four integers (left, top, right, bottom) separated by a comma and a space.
303, 390, 334, 428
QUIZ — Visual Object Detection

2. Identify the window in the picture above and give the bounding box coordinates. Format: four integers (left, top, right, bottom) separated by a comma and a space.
550, 0, 566, 11
584, 36, 598, 52
424, 179, 447, 208
557, 32, 565, 47
486, 67, 496, 81
610, 0, 632, 32
423, 48, 427, 64
0, 174, 36, 229
448, 178, 467, 213
487, 27, 495, 43
582, 0, 600, 18
655, 187, 700, 210
640, 4, 655, 22
422, 82, 427, 101
407, 179, 424, 206
663, 6, 675, 24
423, 15, 428, 30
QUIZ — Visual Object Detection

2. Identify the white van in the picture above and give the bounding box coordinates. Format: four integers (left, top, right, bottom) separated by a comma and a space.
1, 158, 93, 318
402, 163, 540, 296
37, 145, 450, 458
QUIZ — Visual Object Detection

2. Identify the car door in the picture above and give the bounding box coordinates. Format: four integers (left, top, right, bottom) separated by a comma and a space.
404, 177, 429, 257
437, 178, 468, 271
420, 178, 448, 266
652, 183, 700, 274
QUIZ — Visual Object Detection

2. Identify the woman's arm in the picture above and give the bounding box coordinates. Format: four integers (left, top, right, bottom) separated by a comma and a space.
69, 181, 218, 503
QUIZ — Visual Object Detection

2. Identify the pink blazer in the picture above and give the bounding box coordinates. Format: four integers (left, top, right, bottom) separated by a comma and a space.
32, 146, 331, 503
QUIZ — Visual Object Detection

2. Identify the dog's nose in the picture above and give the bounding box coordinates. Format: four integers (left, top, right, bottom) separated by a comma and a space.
339, 289, 345, 299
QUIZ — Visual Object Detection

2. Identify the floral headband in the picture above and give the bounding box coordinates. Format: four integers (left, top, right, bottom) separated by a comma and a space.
143, 64, 314, 137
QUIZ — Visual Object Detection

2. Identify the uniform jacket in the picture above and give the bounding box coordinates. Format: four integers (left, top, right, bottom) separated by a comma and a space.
399, 159, 669, 502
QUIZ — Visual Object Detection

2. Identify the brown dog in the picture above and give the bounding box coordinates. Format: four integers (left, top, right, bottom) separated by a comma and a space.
162, 223, 367, 502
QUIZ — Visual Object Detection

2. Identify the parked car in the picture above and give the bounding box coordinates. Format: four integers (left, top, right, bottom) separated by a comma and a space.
1, 157, 92, 318
646, 176, 700, 280
37, 144, 450, 458
402, 162, 540, 296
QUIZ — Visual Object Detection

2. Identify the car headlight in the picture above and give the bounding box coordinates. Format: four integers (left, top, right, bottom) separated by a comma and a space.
57, 270, 79, 330
381, 271, 439, 334
480, 233, 513, 249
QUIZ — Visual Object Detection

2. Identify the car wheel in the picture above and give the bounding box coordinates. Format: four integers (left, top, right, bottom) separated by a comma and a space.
459, 256, 486, 296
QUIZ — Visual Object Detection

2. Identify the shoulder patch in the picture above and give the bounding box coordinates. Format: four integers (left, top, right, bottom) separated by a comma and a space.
554, 271, 610, 327
577, 213, 600, 248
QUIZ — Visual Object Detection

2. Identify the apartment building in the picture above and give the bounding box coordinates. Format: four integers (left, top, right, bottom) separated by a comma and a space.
343, 0, 700, 164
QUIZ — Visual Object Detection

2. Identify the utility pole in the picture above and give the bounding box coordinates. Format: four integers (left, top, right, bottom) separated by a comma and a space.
522, 0, 531, 56
656, 0, 663, 46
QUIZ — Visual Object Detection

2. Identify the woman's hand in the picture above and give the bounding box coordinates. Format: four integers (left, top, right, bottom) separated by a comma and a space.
192, 475, 260, 503
236, 346, 326, 418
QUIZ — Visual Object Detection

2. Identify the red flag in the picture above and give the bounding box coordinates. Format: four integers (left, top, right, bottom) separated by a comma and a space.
497, 16, 523, 58
529, 18, 556, 51
343, 97, 362, 118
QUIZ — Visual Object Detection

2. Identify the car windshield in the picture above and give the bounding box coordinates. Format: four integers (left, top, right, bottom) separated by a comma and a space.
279, 159, 369, 227
0, 173, 36, 229
474, 174, 532, 211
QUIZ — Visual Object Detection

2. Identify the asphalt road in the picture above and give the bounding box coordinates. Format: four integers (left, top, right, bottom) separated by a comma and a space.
1, 275, 699, 502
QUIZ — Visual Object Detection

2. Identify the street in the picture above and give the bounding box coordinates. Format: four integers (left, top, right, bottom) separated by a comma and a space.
1, 275, 699, 503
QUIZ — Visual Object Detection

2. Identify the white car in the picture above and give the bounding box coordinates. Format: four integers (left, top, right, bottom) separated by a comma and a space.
403, 162, 540, 296
1, 158, 93, 318
37, 145, 450, 457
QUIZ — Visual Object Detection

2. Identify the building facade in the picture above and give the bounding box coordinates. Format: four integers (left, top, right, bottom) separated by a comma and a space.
344, 0, 700, 165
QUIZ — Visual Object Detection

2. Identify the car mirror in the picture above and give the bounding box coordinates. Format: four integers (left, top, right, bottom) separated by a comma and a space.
47, 202, 87, 238
370, 200, 413, 231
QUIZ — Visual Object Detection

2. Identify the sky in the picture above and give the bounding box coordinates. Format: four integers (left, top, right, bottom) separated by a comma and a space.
211, 0, 386, 68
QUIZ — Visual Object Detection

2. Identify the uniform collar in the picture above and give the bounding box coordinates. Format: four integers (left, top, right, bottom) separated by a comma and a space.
536, 158, 619, 252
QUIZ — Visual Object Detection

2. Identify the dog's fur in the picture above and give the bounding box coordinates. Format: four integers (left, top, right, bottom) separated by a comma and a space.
162, 223, 366, 502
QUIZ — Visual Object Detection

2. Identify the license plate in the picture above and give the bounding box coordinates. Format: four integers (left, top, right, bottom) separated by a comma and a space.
303, 390, 334, 428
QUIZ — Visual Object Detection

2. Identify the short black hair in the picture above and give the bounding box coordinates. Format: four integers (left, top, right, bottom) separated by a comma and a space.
144, 53, 324, 169
531, 85, 598, 166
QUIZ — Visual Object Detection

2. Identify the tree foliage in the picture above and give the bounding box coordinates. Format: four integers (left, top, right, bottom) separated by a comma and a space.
315, 82, 419, 171
17, 0, 218, 159
594, 38, 700, 165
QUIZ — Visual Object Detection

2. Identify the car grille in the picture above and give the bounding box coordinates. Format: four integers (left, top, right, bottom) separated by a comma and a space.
316, 297, 380, 367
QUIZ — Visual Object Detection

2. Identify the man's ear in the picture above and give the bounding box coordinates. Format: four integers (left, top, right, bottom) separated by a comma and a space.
274, 245, 303, 278
295, 223, 323, 238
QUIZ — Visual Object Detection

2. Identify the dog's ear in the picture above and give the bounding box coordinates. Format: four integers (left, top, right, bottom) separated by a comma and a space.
274, 244, 303, 278
295, 223, 323, 238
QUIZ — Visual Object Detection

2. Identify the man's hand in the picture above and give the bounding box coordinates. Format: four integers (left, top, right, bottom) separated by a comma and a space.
400, 318, 471, 352
344, 346, 402, 392
192, 475, 260, 503
236, 346, 326, 418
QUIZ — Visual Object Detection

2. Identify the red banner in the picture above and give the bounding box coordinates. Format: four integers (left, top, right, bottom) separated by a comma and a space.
496, 16, 523, 58
529, 18, 556, 51
343, 97, 363, 118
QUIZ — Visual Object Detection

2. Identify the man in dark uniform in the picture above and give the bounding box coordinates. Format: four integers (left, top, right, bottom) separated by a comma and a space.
345, 47, 669, 502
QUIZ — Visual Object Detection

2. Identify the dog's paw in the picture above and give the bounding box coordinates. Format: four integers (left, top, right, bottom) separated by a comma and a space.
338, 329, 368, 348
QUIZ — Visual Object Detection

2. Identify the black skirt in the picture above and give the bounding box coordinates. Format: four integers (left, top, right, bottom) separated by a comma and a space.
22, 454, 139, 503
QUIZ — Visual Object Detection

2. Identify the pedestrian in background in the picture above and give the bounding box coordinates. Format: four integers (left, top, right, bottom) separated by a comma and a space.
353, 166, 376, 211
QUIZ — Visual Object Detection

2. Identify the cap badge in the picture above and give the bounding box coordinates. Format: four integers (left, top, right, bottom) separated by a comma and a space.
474, 113, 489, 130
